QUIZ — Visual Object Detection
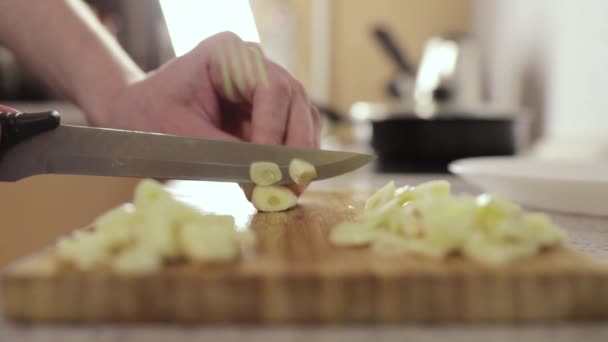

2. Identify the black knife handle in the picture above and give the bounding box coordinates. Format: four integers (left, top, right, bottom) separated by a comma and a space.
0, 111, 61, 149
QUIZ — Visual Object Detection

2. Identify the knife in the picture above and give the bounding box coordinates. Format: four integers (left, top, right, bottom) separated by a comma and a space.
0, 111, 375, 183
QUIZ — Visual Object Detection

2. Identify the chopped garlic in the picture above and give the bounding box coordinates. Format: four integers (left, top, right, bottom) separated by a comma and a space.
330, 180, 566, 266
289, 158, 317, 184
418, 196, 477, 252
133, 178, 173, 210
94, 204, 139, 249
463, 233, 539, 266
137, 215, 180, 259
112, 244, 162, 274
54, 178, 254, 274
56, 231, 110, 270
252, 185, 297, 212
249, 161, 282, 186
179, 222, 239, 262
364, 181, 395, 211
412, 180, 451, 200
523, 213, 567, 246
329, 221, 377, 246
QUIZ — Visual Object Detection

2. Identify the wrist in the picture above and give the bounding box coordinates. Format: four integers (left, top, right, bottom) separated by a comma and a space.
80, 66, 145, 127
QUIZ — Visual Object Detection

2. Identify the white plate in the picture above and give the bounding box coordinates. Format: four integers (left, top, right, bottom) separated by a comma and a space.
448, 157, 608, 216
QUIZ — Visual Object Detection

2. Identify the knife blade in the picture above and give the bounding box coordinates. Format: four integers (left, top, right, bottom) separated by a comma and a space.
0, 124, 375, 183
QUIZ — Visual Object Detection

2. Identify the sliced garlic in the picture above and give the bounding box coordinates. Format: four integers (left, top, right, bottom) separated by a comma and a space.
55, 178, 253, 273
112, 244, 162, 274
198, 214, 235, 228
179, 222, 239, 262
330, 179, 566, 266
523, 213, 567, 246
289, 158, 317, 184
329, 221, 377, 246
419, 196, 477, 252
403, 239, 449, 259
463, 233, 539, 266
413, 180, 451, 199
56, 231, 110, 270
133, 178, 172, 210
364, 181, 395, 211
94, 204, 139, 249
370, 231, 409, 257
387, 204, 425, 238
136, 214, 180, 259
249, 161, 282, 186
251, 185, 297, 212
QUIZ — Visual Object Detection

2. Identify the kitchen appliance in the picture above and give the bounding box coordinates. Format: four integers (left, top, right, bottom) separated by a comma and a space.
4, 189, 608, 323
0, 111, 373, 182
371, 25, 416, 101
353, 33, 519, 173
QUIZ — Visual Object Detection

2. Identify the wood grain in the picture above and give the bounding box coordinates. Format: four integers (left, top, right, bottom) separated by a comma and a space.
3, 191, 608, 323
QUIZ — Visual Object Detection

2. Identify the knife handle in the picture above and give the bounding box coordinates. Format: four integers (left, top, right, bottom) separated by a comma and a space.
0, 111, 61, 149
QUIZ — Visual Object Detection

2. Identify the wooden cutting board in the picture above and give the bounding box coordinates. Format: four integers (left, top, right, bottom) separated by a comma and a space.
3, 191, 608, 323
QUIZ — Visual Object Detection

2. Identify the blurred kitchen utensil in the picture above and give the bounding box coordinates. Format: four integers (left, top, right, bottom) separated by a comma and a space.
350, 102, 518, 172
415, 33, 483, 116
349, 32, 519, 173
449, 156, 608, 217
371, 25, 416, 102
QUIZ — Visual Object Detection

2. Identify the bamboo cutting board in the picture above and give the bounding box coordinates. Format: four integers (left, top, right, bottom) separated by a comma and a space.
3, 191, 608, 323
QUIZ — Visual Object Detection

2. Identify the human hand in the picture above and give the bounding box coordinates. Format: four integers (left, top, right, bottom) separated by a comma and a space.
96, 32, 321, 196
98, 32, 321, 148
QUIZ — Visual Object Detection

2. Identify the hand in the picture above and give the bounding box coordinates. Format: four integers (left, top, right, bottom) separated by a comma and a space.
98, 32, 321, 148
96, 32, 321, 196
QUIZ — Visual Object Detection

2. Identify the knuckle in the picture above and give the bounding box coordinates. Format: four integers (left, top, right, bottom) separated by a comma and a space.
292, 80, 306, 95
269, 74, 293, 98
217, 31, 242, 42
200, 31, 242, 48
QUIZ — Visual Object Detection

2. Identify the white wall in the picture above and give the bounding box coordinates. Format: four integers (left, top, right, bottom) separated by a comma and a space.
474, 0, 608, 159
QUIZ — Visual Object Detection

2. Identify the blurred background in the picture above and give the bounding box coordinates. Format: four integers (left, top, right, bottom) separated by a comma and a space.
1, 0, 607, 265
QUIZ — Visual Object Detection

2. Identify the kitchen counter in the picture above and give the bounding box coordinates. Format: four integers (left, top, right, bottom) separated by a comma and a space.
2, 169, 608, 341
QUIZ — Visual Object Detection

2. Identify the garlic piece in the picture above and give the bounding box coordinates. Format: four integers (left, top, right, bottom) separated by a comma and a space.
95, 204, 139, 249
179, 222, 239, 262
112, 244, 162, 274
523, 213, 567, 246
413, 180, 451, 199
463, 233, 539, 266
198, 214, 235, 228
329, 221, 377, 246
56, 231, 110, 270
288, 158, 317, 184
249, 161, 282, 186
137, 214, 180, 259
252, 185, 297, 212
364, 181, 396, 211
133, 178, 172, 210
330, 179, 566, 266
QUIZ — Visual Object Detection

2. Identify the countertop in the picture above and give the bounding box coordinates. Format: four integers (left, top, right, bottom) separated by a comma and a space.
2, 170, 608, 341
